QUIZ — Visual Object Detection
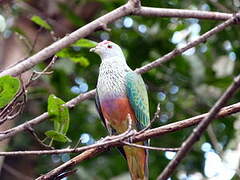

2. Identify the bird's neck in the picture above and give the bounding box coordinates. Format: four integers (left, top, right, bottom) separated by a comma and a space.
99, 56, 130, 73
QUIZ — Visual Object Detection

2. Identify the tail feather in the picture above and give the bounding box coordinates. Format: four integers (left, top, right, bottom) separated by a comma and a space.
124, 142, 148, 180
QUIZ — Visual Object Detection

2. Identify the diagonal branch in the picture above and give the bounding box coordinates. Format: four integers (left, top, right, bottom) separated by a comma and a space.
157, 14, 240, 179
0, 102, 239, 156
0, 10, 238, 142
0, 4, 233, 78
0, 90, 96, 141
0, 1, 136, 77
35, 101, 240, 179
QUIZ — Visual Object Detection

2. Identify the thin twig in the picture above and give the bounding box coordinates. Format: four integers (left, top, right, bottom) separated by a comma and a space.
0, 129, 136, 156
207, 125, 240, 178
206, 0, 233, 13
0, 78, 25, 124
28, 55, 57, 83
54, 169, 77, 180
122, 141, 180, 152
26, 125, 54, 150
29, 27, 43, 55
207, 125, 223, 155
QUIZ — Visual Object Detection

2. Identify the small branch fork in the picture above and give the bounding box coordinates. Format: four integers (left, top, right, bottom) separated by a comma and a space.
0, 55, 57, 127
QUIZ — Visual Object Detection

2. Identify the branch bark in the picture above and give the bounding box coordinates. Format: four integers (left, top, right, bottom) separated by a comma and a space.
34, 101, 240, 179
36, 148, 101, 180
157, 14, 240, 178
135, 7, 232, 20
0, 10, 237, 142
0, 90, 96, 141
0, 102, 239, 156
0, 1, 238, 179
0, 4, 233, 78
0, 1, 135, 77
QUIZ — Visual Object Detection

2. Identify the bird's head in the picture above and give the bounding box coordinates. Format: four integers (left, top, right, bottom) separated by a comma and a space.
90, 40, 125, 60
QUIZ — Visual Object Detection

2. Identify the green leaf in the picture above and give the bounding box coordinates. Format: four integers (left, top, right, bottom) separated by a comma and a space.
45, 130, 71, 143
11, 26, 27, 37
56, 47, 90, 67
0, 75, 20, 108
70, 57, 89, 67
47, 94, 70, 134
56, 48, 72, 58
72, 39, 97, 48
31, 16, 52, 30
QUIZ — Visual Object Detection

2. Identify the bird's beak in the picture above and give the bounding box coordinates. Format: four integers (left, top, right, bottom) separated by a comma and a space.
89, 47, 96, 52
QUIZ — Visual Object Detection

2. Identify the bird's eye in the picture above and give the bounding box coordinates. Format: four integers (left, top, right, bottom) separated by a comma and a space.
107, 45, 112, 49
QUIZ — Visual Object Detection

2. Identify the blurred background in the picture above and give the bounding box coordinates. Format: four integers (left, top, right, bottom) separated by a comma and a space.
0, 0, 240, 179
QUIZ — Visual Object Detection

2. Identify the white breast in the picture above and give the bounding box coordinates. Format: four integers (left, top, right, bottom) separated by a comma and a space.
97, 58, 131, 100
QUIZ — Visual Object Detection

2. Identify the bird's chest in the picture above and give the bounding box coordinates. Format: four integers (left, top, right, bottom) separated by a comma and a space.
100, 97, 136, 132
97, 66, 136, 132
97, 64, 127, 99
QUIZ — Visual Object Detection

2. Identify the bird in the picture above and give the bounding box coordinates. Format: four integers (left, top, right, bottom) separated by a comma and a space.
90, 40, 150, 180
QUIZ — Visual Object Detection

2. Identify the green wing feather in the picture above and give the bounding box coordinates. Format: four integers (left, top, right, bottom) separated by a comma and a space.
125, 71, 150, 130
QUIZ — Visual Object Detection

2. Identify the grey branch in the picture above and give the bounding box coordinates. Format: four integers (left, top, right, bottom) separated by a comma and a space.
0, 90, 96, 141
0, 0, 238, 179
0, 3, 233, 78
0, 102, 239, 156
157, 77, 240, 179
35, 101, 240, 179
0, 2, 134, 77
157, 15, 240, 180
135, 7, 232, 20
0, 10, 237, 143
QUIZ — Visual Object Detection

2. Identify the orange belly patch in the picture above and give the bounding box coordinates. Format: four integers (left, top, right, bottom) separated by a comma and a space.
100, 97, 137, 133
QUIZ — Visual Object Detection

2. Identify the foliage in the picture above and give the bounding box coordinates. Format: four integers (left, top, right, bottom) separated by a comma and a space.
31, 15, 52, 30
0, 75, 20, 108
56, 38, 97, 67
0, 0, 240, 180
46, 94, 71, 143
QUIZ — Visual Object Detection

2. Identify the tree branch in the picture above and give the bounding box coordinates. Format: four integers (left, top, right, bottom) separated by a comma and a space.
135, 12, 239, 74
36, 148, 101, 180
0, 90, 96, 141
0, 4, 233, 78
157, 28, 240, 180
0, 102, 239, 156
135, 7, 232, 20
0, 10, 238, 142
0, 1, 135, 77
33, 101, 240, 179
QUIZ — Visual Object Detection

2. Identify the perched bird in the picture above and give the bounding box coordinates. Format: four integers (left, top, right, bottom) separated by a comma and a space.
90, 40, 150, 180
